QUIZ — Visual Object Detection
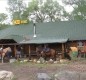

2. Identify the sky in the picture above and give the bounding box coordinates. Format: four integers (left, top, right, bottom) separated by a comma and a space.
0, 0, 8, 13
0, 0, 30, 13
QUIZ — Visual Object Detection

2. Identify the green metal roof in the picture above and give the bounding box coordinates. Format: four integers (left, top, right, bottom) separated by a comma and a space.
0, 20, 86, 44
2, 35, 24, 43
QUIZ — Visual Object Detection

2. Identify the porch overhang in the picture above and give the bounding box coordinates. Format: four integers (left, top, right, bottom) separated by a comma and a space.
20, 38, 68, 44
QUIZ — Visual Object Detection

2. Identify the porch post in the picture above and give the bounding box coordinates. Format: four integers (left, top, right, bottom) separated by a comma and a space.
62, 43, 65, 58
29, 45, 31, 59
14, 45, 16, 57
1, 45, 4, 63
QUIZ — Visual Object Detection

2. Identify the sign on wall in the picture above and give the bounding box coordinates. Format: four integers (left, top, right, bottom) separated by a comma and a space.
13, 20, 28, 25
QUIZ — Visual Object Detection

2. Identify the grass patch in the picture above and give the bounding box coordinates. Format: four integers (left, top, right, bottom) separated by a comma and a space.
12, 76, 18, 80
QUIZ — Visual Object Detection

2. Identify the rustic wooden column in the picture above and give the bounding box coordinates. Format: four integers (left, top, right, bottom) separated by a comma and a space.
62, 43, 65, 58
1, 45, 4, 63
29, 45, 31, 59
14, 45, 16, 57
62, 43, 65, 52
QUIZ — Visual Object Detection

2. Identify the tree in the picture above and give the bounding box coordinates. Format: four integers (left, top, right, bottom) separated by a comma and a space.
41, 0, 64, 22
27, 0, 66, 22
27, 0, 40, 22
0, 13, 9, 29
0, 13, 7, 24
72, 0, 86, 20
7, 0, 70, 23
62, 0, 86, 20
7, 0, 28, 22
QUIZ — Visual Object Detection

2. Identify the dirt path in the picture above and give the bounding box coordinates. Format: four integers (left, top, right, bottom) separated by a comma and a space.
0, 60, 86, 80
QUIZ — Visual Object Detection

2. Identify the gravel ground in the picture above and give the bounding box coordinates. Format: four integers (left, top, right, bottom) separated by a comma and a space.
0, 59, 86, 80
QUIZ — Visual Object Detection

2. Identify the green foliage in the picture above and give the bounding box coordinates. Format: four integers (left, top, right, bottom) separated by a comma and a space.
6, 0, 86, 23
41, 0, 62, 21
0, 13, 9, 29
63, 0, 86, 20
72, 0, 86, 20
12, 77, 17, 80
0, 13, 7, 23
7, 0, 29, 22
7, 0, 78, 23
27, 0, 66, 22
28, 0, 39, 12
